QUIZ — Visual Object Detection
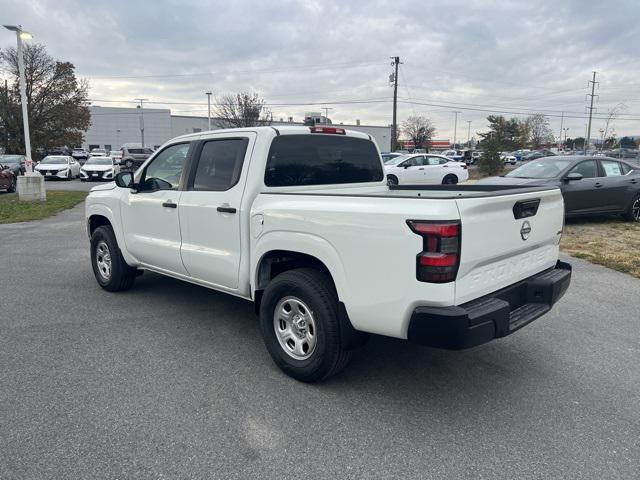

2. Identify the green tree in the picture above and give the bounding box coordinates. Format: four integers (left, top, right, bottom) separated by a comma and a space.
478, 135, 503, 176
0, 43, 90, 157
619, 136, 636, 149
478, 115, 527, 151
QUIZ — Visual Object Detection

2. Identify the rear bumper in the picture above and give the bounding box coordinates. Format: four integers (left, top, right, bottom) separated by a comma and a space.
407, 260, 571, 349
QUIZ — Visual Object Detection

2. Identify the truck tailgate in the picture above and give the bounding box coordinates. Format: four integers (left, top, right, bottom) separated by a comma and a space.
454, 188, 564, 304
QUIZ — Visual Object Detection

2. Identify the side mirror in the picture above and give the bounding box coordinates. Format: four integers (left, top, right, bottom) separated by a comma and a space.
565, 172, 583, 182
115, 171, 135, 189
403, 164, 410, 169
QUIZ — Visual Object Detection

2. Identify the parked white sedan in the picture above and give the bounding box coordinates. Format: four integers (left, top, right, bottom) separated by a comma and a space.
384, 154, 469, 185
80, 156, 118, 181
34, 156, 81, 180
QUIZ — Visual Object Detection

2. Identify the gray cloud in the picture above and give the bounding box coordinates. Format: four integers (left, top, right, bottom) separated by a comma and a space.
1, 0, 639, 140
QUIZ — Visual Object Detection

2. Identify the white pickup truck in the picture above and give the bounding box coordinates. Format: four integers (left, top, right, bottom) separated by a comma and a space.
85, 125, 571, 382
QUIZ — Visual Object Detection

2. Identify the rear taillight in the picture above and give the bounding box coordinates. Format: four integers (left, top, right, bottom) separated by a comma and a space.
309, 126, 346, 135
407, 220, 461, 283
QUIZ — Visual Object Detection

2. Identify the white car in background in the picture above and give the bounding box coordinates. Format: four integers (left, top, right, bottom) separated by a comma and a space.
500, 152, 517, 165
90, 148, 107, 157
384, 153, 469, 185
80, 156, 118, 181
34, 156, 80, 179
109, 150, 123, 163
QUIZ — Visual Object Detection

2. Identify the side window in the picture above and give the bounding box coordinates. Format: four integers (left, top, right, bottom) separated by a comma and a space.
438, 157, 449, 165
601, 160, 623, 177
620, 162, 632, 175
141, 143, 190, 191
192, 138, 248, 191
425, 156, 441, 166
401, 157, 418, 167
569, 160, 598, 179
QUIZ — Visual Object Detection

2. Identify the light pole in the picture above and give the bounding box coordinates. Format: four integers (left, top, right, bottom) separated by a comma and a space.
466, 120, 472, 148
3, 25, 33, 172
452, 111, 460, 149
563, 127, 569, 149
134, 98, 148, 147
322, 107, 333, 124
205, 92, 212, 130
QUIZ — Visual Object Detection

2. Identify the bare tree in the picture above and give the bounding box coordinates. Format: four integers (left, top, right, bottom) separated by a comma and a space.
0, 43, 90, 157
214, 92, 272, 128
600, 103, 626, 151
401, 115, 435, 151
525, 113, 554, 149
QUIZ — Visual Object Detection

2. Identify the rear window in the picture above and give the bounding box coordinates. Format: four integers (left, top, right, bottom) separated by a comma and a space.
128, 148, 153, 154
264, 135, 383, 187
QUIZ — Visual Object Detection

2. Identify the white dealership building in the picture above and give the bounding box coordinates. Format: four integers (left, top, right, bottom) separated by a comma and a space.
83, 106, 392, 152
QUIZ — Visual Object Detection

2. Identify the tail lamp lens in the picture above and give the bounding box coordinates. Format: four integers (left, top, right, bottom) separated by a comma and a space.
407, 220, 461, 283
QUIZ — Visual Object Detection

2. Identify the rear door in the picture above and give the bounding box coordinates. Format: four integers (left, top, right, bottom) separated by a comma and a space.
454, 188, 564, 304
178, 133, 255, 290
424, 155, 446, 183
597, 159, 631, 211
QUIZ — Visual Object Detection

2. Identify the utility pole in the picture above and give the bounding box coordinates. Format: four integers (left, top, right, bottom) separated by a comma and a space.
134, 98, 148, 148
205, 92, 212, 130
466, 120, 472, 148
585, 71, 598, 153
390, 56, 401, 151
321, 107, 333, 124
452, 111, 461, 149
558, 111, 564, 150
3, 79, 8, 150
563, 127, 569, 147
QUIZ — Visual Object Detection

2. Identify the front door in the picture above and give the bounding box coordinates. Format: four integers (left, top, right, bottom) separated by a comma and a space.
120, 142, 191, 274
179, 134, 255, 290
562, 159, 602, 214
597, 159, 631, 211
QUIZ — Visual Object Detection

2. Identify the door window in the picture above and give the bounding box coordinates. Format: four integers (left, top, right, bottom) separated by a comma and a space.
191, 138, 249, 191
600, 160, 623, 177
140, 143, 189, 191
620, 162, 633, 175
569, 160, 598, 178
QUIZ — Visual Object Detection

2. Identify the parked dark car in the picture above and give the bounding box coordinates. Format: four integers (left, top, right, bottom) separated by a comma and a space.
45, 146, 72, 157
0, 154, 26, 176
120, 145, 154, 170
522, 150, 556, 161
477, 156, 640, 221
0, 164, 17, 193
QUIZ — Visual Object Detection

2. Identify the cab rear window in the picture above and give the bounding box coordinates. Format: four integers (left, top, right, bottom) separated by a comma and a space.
264, 135, 383, 187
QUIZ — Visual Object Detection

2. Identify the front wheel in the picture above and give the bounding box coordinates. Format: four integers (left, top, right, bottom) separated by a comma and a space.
623, 194, 640, 222
387, 175, 398, 186
259, 268, 351, 382
90, 225, 137, 291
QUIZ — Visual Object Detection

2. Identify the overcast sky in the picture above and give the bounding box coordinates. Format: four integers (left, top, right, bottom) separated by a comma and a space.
2, 0, 640, 141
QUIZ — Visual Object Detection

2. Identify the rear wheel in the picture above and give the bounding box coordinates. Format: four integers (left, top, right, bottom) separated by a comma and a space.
442, 174, 458, 185
7, 177, 16, 193
90, 225, 137, 291
623, 194, 640, 222
387, 175, 398, 186
259, 268, 351, 382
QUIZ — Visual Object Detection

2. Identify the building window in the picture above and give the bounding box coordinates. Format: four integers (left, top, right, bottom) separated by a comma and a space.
193, 128, 202, 133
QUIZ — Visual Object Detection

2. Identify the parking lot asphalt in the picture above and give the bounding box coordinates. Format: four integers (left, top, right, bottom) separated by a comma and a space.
42, 178, 101, 192
1, 204, 639, 479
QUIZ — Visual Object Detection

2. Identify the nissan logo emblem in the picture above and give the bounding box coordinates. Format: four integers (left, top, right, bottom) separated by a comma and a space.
520, 221, 532, 241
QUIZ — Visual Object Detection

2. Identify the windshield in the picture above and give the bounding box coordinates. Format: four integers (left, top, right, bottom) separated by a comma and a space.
40, 157, 68, 165
384, 154, 410, 166
505, 159, 573, 179
85, 157, 113, 165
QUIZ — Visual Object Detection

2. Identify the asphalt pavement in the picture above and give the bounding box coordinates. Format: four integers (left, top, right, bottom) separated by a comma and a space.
1, 203, 639, 479
42, 177, 100, 192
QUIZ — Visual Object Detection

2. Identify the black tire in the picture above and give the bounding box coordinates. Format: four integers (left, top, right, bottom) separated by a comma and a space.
7, 178, 16, 193
90, 225, 137, 292
67, 170, 73, 180
442, 174, 458, 185
125, 159, 133, 169
387, 175, 398, 186
622, 194, 640, 222
259, 268, 351, 382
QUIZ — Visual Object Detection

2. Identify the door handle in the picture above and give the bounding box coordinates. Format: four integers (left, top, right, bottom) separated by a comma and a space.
631, 179, 638, 184
217, 206, 237, 214
418, 168, 424, 170
162, 201, 177, 208
594, 183, 603, 188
